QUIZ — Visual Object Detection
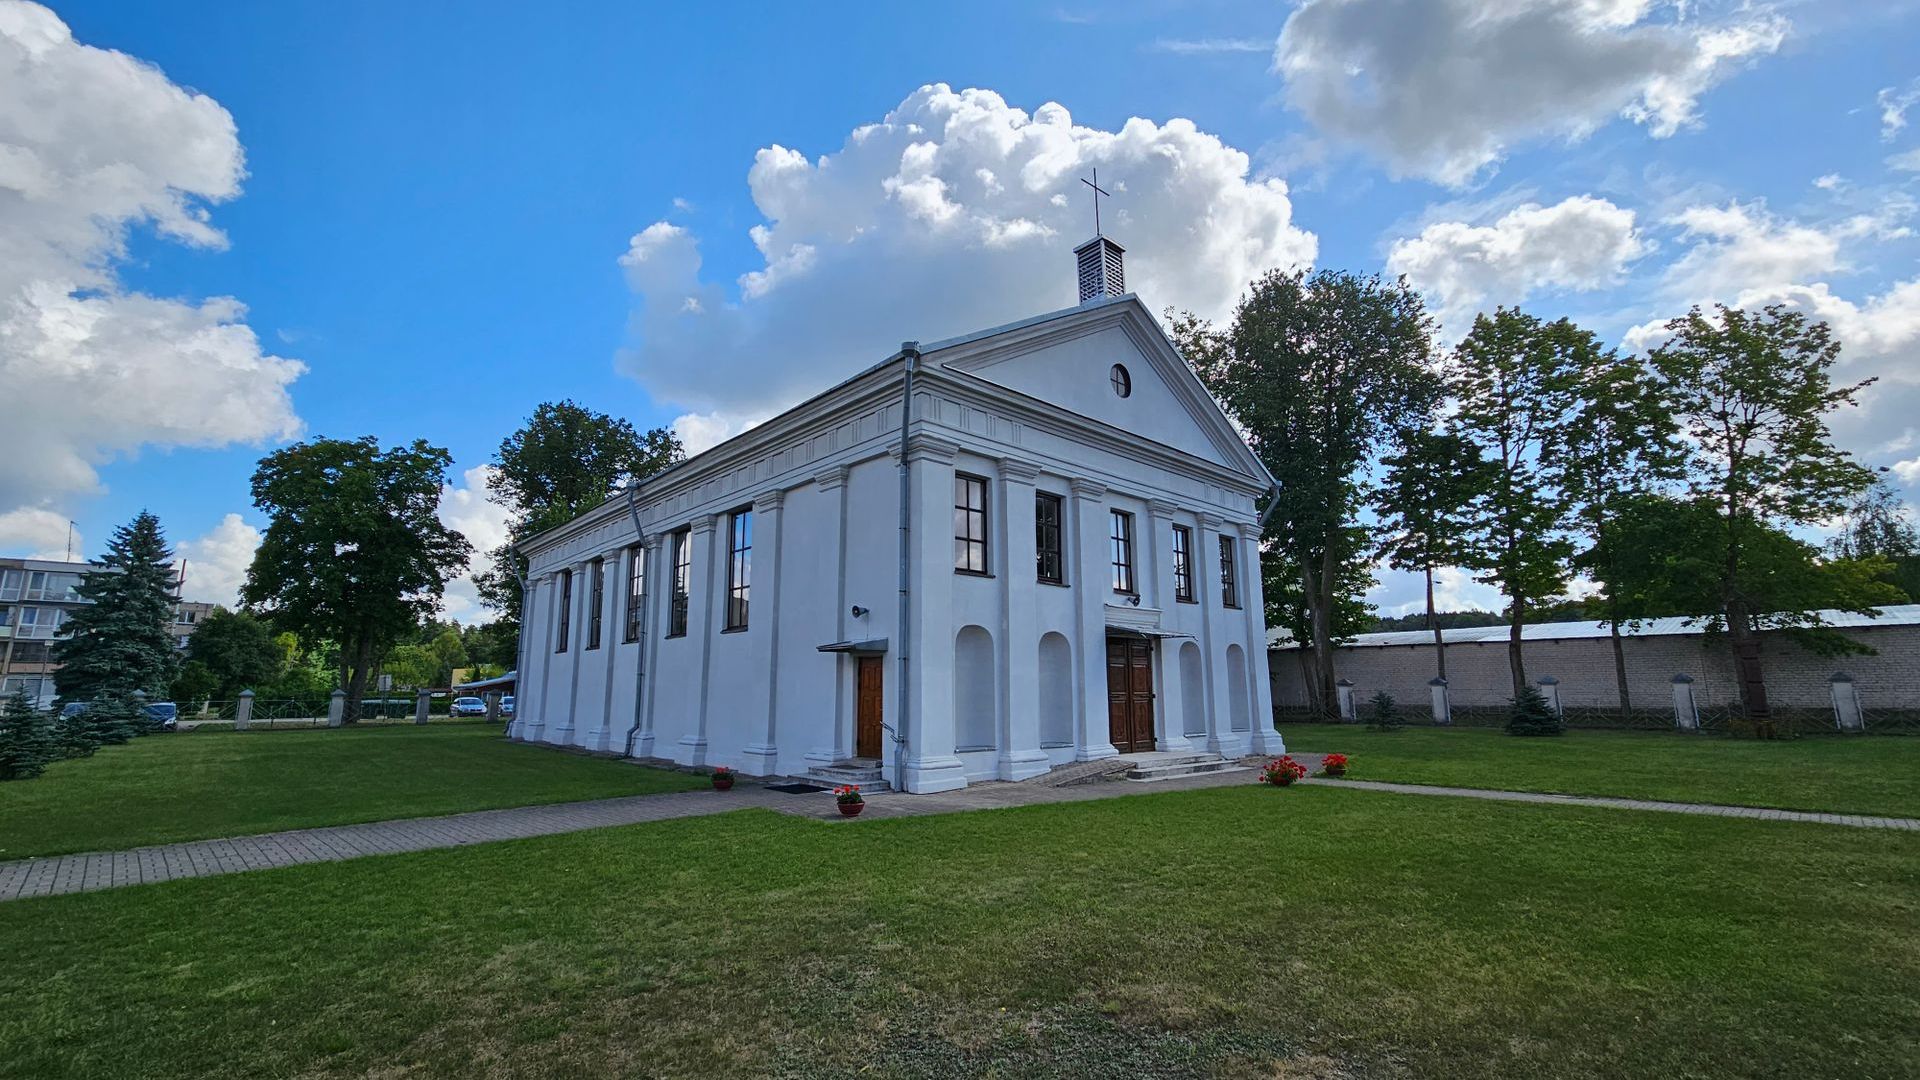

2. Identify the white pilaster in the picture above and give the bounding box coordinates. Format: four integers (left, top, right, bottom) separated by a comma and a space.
807, 466, 853, 767
997, 458, 1052, 780
635, 533, 665, 758
741, 489, 785, 776
902, 435, 967, 792
1070, 477, 1118, 761
676, 515, 720, 766
1242, 522, 1284, 754
1147, 498, 1194, 753
1196, 513, 1235, 755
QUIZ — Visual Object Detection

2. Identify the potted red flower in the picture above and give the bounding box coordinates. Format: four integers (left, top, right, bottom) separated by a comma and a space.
834, 784, 865, 817
1320, 752, 1349, 778
711, 766, 736, 791
1258, 756, 1308, 787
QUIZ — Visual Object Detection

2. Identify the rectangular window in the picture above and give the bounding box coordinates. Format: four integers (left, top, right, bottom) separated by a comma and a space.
1172, 525, 1195, 602
1035, 492, 1064, 584
555, 569, 572, 653
0, 606, 11, 627
624, 546, 644, 643
668, 530, 691, 637
726, 510, 752, 630
1110, 510, 1136, 594
1220, 535, 1240, 609
954, 474, 988, 574
586, 558, 605, 650
0, 570, 20, 601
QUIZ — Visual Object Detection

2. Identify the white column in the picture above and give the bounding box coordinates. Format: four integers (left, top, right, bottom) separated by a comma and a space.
997, 458, 1051, 780
1195, 512, 1232, 754
1070, 478, 1118, 761
902, 435, 967, 792
1830, 672, 1864, 733
1672, 674, 1699, 732
807, 467, 853, 767
1240, 520, 1284, 754
234, 690, 254, 732
1429, 677, 1452, 726
635, 533, 665, 758
1146, 499, 1193, 753
741, 489, 786, 776
1536, 675, 1562, 717
548, 559, 589, 745
677, 515, 721, 766
413, 689, 430, 725
587, 553, 620, 751
1335, 679, 1357, 723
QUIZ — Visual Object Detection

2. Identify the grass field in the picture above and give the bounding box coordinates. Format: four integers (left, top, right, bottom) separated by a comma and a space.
0, 724, 706, 860
1, 785, 1914, 1078
1279, 723, 1920, 818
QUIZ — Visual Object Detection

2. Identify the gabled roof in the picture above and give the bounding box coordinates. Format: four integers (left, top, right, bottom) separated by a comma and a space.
924, 293, 1275, 488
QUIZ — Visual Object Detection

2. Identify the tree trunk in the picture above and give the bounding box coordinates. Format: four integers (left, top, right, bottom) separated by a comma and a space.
1309, 546, 1338, 720
1606, 594, 1631, 717
1507, 596, 1528, 700
342, 635, 375, 725
1426, 564, 1446, 681
1724, 596, 1775, 738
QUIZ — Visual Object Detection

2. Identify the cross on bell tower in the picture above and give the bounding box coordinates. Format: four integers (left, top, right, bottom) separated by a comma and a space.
1072, 168, 1126, 304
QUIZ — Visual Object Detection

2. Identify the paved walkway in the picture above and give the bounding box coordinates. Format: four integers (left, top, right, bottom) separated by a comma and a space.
4, 766, 1913, 903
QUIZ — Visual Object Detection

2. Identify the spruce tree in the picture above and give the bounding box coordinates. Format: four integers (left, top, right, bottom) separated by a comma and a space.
49, 705, 99, 759
0, 687, 54, 781
53, 511, 181, 715
1506, 685, 1564, 737
1366, 690, 1404, 732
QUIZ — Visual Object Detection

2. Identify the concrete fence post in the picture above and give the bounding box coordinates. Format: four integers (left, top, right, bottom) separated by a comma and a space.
484, 691, 500, 724
1829, 672, 1864, 733
1536, 676, 1562, 717
234, 690, 254, 732
327, 689, 346, 728
1335, 679, 1357, 723
1429, 677, 1452, 726
1671, 674, 1699, 732
414, 690, 432, 725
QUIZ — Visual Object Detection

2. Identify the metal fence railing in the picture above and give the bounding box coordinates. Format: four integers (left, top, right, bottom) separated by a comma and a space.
173, 696, 501, 731
1274, 691, 1916, 739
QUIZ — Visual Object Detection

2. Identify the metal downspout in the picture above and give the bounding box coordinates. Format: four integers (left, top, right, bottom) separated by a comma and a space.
508, 541, 530, 739
893, 343, 920, 794
621, 483, 649, 759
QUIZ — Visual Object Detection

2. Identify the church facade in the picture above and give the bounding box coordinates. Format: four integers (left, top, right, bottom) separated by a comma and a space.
512, 238, 1283, 793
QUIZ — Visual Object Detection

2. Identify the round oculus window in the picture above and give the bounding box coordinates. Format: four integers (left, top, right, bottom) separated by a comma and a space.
1110, 363, 1132, 398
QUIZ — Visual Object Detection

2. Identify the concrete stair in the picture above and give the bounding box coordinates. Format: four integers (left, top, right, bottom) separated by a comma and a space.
1122, 753, 1247, 783
805, 759, 893, 793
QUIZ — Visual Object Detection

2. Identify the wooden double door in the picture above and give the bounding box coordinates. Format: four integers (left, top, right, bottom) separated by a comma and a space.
1106, 635, 1157, 753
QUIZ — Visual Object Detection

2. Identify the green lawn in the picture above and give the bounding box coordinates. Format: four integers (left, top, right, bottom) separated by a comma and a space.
1, 786, 1914, 1078
0, 724, 705, 860
1279, 723, 1920, 818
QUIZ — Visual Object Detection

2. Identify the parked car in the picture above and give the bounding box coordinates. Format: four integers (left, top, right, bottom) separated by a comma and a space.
142, 702, 178, 731
55, 700, 177, 731
450, 696, 488, 717
500, 694, 515, 717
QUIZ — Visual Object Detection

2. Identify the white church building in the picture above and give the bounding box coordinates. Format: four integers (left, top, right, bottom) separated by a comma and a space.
512, 235, 1284, 793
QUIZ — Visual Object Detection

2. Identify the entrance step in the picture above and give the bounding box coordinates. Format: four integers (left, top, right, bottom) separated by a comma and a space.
806, 759, 892, 793
1123, 755, 1245, 783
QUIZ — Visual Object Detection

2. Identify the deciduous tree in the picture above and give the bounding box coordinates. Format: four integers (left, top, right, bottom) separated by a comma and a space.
243, 437, 472, 723
475, 401, 683, 627
1648, 305, 1878, 732
183, 609, 283, 699
1375, 429, 1495, 680
1179, 271, 1440, 716
1449, 309, 1592, 698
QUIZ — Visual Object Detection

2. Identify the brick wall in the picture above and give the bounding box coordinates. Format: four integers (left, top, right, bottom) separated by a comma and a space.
1269, 625, 1920, 713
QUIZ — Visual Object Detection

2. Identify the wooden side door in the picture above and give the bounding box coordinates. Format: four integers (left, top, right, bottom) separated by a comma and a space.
855, 655, 884, 760
1107, 636, 1157, 753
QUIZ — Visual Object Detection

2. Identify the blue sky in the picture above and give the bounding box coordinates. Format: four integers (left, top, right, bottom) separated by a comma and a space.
4, 0, 1918, 620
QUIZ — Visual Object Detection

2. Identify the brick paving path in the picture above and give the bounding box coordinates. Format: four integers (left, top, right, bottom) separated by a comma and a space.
4, 764, 1913, 903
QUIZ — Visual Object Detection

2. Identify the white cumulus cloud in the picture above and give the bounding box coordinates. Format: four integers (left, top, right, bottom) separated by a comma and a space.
1385, 195, 1647, 329
437, 464, 511, 623
0, 1, 303, 533
0, 507, 80, 561
615, 83, 1317, 435
1274, 0, 1787, 186
177, 513, 260, 607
